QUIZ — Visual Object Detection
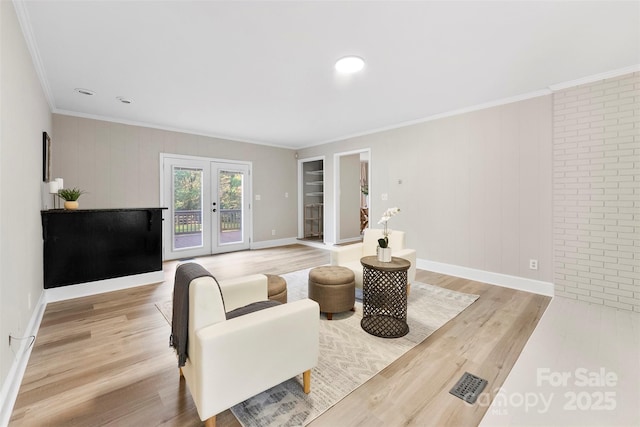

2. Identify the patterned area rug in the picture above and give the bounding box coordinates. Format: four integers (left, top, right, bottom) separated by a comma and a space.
156, 268, 479, 426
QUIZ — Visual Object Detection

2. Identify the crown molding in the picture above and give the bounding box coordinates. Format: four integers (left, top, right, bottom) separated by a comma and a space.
308, 88, 553, 148
308, 65, 640, 148
548, 64, 640, 91
52, 109, 294, 150
12, 0, 638, 150
12, 0, 56, 110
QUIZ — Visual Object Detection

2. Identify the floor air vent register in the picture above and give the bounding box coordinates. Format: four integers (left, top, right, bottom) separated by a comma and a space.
449, 372, 488, 404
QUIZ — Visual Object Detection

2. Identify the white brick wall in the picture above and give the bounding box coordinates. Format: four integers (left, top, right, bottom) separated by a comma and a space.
553, 72, 640, 312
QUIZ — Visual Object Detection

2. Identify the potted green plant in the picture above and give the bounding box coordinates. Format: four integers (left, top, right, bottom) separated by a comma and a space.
57, 187, 85, 210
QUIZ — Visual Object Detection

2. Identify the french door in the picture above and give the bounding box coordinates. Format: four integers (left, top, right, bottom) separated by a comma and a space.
162, 155, 251, 260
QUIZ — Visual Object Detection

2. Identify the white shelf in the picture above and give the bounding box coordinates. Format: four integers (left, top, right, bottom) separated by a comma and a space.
304, 202, 322, 237
303, 161, 324, 239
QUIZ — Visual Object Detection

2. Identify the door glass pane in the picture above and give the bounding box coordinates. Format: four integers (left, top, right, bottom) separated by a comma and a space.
173, 167, 203, 250
218, 170, 243, 245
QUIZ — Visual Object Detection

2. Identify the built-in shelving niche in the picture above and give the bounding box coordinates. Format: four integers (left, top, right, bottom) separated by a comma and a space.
302, 159, 324, 239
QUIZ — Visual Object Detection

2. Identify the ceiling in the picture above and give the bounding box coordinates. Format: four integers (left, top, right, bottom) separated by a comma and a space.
16, 1, 640, 149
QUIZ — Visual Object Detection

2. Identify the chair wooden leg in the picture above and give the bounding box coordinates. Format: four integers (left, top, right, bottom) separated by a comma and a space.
326, 312, 333, 320
179, 367, 184, 378
303, 370, 311, 394
204, 415, 216, 427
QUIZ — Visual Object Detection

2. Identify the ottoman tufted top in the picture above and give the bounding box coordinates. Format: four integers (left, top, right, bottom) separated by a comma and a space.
309, 266, 355, 285
265, 274, 287, 294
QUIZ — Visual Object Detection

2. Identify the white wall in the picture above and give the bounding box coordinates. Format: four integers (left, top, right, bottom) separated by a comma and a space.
0, 0, 52, 416
553, 72, 639, 312
299, 95, 554, 284
52, 114, 298, 243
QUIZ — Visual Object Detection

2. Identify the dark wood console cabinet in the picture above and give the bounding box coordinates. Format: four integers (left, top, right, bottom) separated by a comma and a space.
42, 208, 166, 289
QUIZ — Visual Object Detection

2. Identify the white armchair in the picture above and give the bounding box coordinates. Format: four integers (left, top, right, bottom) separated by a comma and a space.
330, 228, 416, 289
178, 266, 319, 427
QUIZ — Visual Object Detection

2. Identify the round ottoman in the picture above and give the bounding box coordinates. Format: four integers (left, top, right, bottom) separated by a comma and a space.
308, 266, 356, 320
266, 274, 287, 304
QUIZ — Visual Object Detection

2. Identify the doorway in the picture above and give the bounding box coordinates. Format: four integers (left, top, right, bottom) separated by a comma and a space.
298, 157, 325, 241
335, 149, 370, 244
161, 154, 251, 260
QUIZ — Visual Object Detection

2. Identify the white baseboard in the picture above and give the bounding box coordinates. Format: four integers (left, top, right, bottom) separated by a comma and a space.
250, 237, 300, 250
417, 259, 554, 297
335, 236, 362, 245
0, 291, 47, 427
295, 239, 330, 249
0, 271, 166, 426
250, 237, 333, 250
45, 271, 165, 303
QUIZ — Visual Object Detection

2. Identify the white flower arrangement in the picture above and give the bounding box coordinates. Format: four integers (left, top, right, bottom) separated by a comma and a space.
377, 207, 400, 248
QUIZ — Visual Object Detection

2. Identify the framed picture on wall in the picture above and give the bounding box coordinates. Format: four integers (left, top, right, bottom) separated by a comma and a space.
42, 131, 51, 182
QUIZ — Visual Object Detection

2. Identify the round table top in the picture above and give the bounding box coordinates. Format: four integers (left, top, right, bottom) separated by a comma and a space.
360, 255, 410, 271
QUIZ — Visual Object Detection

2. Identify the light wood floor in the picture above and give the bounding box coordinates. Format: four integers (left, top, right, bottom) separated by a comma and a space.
10, 244, 550, 426
480, 297, 640, 426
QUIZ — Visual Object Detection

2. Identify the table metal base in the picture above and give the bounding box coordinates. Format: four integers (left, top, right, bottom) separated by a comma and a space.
361, 315, 409, 338
360, 255, 411, 338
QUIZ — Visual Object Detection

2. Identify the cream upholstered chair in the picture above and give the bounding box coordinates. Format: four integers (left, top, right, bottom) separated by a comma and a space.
329, 228, 416, 289
177, 265, 319, 427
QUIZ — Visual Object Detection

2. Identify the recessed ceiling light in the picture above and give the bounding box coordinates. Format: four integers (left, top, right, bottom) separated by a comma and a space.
116, 96, 133, 104
335, 56, 365, 74
74, 88, 95, 96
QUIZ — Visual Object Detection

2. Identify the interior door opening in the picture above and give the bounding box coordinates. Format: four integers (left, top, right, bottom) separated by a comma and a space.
335, 149, 370, 244
299, 157, 324, 241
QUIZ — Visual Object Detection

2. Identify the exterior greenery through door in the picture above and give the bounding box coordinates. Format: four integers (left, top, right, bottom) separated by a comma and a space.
174, 168, 242, 235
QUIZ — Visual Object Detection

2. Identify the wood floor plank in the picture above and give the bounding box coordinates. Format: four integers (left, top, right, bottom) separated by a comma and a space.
10, 244, 550, 426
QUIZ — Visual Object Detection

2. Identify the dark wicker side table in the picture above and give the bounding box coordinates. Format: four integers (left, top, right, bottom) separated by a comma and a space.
360, 256, 411, 338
